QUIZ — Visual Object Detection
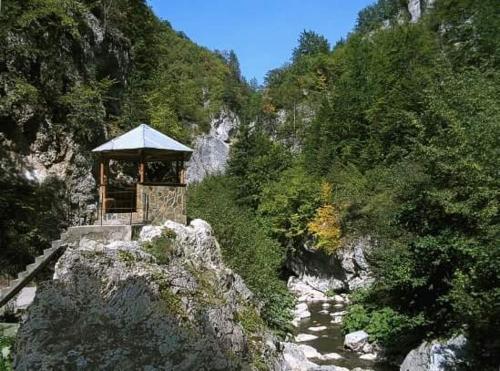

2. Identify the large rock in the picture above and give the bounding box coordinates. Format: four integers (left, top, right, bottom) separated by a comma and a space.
288, 237, 374, 294
344, 330, 369, 352
400, 335, 468, 371
281, 343, 349, 371
14, 219, 281, 370
186, 110, 239, 183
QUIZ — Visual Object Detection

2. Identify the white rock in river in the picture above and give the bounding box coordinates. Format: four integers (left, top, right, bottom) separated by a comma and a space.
294, 302, 311, 319
321, 352, 344, 360
344, 330, 369, 352
307, 326, 327, 332
295, 333, 319, 342
360, 353, 377, 361
297, 344, 322, 359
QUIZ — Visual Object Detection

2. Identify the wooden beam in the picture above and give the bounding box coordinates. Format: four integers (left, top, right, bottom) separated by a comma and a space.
139, 161, 145, 184
180, 161, 186, 185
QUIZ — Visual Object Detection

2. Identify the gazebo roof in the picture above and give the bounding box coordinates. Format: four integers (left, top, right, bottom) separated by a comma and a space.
92, 124, 193, 161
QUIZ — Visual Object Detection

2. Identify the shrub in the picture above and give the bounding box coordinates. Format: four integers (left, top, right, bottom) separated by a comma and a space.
187, 176, 293, 335
142, 229, 176, 265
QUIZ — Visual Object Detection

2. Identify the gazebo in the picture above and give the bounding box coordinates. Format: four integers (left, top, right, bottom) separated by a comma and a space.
92, 124, 193, 225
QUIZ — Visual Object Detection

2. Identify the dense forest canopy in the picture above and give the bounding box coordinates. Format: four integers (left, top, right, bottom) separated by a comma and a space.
0, 0, 498, 369
189, 0, 500, 368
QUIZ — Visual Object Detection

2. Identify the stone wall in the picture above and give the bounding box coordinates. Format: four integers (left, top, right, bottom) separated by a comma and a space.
137, 184, 187, 225
96, 185, 187, 225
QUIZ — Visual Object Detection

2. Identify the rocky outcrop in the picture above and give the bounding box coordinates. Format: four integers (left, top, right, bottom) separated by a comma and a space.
408, 0, 435, 23
400, 335, 468, 371
186, 110, 239, 183
288, 237, 374, 294
14, 220, 282, 370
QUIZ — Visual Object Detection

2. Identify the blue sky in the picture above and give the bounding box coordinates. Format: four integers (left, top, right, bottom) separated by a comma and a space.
147, 0, 375, 84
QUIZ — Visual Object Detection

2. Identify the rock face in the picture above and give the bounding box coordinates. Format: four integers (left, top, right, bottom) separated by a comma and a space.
288, 237, 374, 294
187, 110, 239, 183
408, 0, 435, 23
14, 219, 281, 370
400, 335, 468, 371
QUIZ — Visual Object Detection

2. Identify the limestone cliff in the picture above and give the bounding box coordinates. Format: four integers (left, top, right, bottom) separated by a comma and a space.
14, 220, 283, 370
187, 110, 239, 184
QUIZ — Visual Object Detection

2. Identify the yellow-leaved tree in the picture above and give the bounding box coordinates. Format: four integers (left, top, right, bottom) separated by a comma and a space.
307, 182, 342, 254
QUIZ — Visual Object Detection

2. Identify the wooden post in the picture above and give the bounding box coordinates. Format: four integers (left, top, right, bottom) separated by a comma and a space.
180, 161, 186, 185
100, 158, 108, 213
139, 162, 145, 184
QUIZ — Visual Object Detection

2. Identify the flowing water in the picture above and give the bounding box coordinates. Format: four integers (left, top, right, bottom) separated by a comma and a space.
294, 301, 395, 371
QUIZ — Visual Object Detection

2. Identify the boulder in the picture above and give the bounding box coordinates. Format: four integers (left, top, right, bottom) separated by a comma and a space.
14, 220, 281, 370
344, 330, 369, 352
295, 334, 319, 342
400, 335, 468, 371
294, 302, 311, 320
287, 237, 375, 295
281, 343, 349, 371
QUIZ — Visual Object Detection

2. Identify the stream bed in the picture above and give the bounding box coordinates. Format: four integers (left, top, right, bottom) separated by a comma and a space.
293, 301, 394, 371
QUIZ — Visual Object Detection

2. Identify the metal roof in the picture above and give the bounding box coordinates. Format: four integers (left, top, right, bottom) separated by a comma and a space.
92, 124, 193, 154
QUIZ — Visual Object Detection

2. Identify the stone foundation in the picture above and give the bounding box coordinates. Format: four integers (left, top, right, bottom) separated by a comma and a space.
96, 184, 187, 225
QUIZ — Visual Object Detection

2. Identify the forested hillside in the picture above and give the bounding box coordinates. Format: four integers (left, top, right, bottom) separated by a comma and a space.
0, 0, 249, 274
188, 0, 499, 368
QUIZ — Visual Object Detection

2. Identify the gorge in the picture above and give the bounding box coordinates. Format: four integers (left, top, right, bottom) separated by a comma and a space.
1, 0, 499, 370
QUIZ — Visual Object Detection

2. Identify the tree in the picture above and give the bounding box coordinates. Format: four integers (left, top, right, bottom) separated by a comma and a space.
292, 30, 330, 62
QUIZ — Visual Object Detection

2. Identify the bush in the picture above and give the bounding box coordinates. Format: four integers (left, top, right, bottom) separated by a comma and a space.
141, 229, 176, 265
187, 176, 293, 335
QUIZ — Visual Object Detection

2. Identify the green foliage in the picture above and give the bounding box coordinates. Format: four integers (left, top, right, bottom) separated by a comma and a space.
141, 229, 176, 265
0, 334, 14, 371
236, 306, 265, 336
117, 250, 136, 265
258, 163, 321, 248
59, 80, 112, 145
292, 30, 330, 62
228, 124, 292, 208
187, 176, 293, 335
356, 0, 407, 33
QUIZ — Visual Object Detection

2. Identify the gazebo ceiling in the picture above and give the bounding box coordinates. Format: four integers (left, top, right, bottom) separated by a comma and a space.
92, 124, 193, 161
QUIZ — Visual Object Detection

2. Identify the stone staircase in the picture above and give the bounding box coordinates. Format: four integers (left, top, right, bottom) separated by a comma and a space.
0, 240, 66, 309
0, 225, 133, 310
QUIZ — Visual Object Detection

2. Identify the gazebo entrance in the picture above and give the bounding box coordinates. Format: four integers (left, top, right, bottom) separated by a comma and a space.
93, 124, 193, 225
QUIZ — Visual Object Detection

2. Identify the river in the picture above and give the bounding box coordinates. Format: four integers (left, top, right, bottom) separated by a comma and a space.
293, 300, 395, 371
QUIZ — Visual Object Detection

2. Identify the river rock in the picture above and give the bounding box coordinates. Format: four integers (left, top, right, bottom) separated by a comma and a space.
321, 352, 343, 360
298, 344, 322, 359
360, 353, 377, 361
281, 342, 319, 370
287, 237, 375, 294
295, 334, 319, 342
307, 326, 327, 332
294, 302, 312, 320
288, 277, 329, 302
14, 219, 282, 370
400, 334, 468, 371
344, 330, 369, 352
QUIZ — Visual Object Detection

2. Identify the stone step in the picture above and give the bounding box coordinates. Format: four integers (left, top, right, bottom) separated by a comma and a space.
17, 270, 30, 280
0, 238, 66, 308
43, 246, 57, 256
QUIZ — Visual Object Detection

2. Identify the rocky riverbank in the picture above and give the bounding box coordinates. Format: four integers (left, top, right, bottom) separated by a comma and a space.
283, 277, 389, 371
